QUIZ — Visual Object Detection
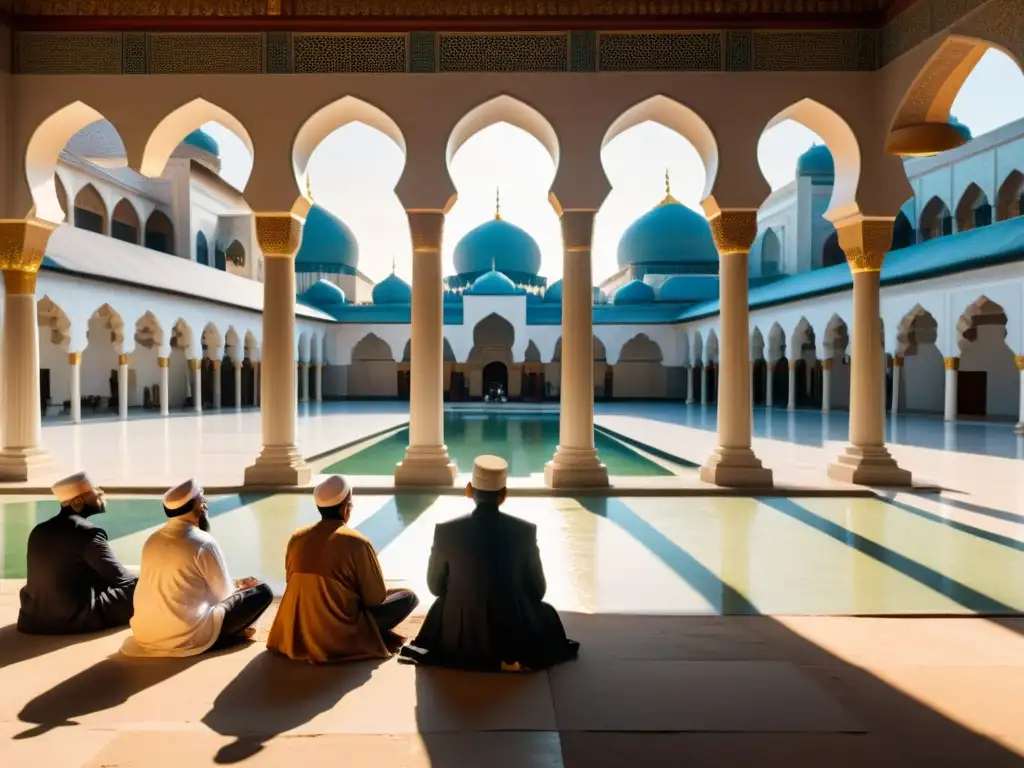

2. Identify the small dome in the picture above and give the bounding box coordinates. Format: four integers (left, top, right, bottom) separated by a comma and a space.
299, 279, 346, 309
613, 279, 656, 305
469, 269, 523, 296
372, 273, 412, 305
183, 129, 220, 157
796, 144, 835, 179
948, 115, 972, 141
453, 218, 542, 278
543, 280, 563, 303
617, 200, 718, 271
656, 275, 719, 302
593, 287, 608, 305
295, 205, 359, 274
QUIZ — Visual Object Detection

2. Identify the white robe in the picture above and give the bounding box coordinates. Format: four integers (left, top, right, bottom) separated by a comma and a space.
120, 517, 234, 657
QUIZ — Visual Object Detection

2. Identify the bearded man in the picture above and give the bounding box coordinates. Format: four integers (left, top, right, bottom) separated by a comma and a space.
18, 472, 138, 635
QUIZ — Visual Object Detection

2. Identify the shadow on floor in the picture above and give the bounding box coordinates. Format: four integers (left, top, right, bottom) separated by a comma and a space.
0, 623, 121, 672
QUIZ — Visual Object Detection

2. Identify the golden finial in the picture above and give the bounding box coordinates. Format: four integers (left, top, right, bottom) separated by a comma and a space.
391, 255, 396, 274
495, 188, 501, 220
660, 168, 678, 206
305, 170, 314, 203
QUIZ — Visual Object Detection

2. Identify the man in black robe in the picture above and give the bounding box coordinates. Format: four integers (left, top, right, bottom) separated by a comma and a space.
408, 455, 578, 671
18, 471, 138, 634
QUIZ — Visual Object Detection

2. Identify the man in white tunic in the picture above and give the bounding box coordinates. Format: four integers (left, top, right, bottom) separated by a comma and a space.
121, 479, 273, 657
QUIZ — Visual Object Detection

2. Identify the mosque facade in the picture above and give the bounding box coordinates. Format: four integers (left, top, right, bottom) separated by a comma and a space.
33, 116, 1024, 432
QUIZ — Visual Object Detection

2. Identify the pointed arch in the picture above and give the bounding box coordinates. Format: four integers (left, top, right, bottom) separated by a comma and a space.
53, 173, 69, 222
824, 314, 850, 357
171, 318, 196, 356
111, 198, 141, 244
225, 240, 246, 268
73, 183, 107, 234
472, 312, 516, 349
822, 231, 844, 268
201, 322, 224, 357
750, 327, 766, 360
37, 295, 73, 348
768, 322, 786, 361
352, 333, 395, 362
133, 311, 164, 351
448, 95, 559, 174
919, 196, 952, 241
996, 170, 1024, 221
145, 210, 175, 254
761, 227, 781, 276
196, 231, 210, 266
955, 182, 992, 232
891, 210, 915, 250
140, 98, 254, 183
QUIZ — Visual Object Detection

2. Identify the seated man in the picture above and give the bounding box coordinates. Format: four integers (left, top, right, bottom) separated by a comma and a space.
409, 455, 579, 671
267, 475, 418, 663
121, 479, 272, 658
18, 472, 138, 635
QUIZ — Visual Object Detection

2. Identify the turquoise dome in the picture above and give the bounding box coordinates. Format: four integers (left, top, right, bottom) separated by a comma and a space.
183, 129, 220, 157
469, 269, 523, 296
453, 218, 542, 280
656, 275, 719, 302
295, 205, 359, 275
299, 279, 346, 309
543, 280, 563, 303
796, 144, 835, 179
616, 200, 717, 272
949, 115, 972, 141
372, 273, 411, 304
613, 279, 656, 305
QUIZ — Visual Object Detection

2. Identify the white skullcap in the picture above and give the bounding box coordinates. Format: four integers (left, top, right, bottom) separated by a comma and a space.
314, 475, 352, 508
52, 471, 97, 505
163, 478, 203, 517
471, 455, 508, 492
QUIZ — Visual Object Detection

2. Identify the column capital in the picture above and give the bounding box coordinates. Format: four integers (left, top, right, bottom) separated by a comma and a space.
255, 212, 304, 257
407, 210, 445, 253
706, 210, 758, 255
836, 217, 894, 273
560, 209, 598, 252
0, 218, 57, 294
822, 359, 833, 371
188, 358, 202, 371
1016, 355, 1024, 371
158, 357, 169, 368
118, 354, 129, 365
944, 356, 959, 370
68, 352, 82, 365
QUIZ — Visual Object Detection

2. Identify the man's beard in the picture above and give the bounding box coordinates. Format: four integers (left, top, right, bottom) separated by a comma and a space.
197, 511, 211, 532
80, 502, 105, 518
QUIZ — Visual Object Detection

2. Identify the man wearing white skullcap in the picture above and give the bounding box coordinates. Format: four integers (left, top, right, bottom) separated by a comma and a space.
121, 478, 272, 657
267, 474, 419, 662
18, 471, 139, 634
407, 455, 579, 671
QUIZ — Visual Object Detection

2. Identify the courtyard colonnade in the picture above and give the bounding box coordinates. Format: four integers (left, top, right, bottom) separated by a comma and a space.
1, 31, 1010, 484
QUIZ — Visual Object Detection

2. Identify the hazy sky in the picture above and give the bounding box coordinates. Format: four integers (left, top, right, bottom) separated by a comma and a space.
204, 48, 1024, 285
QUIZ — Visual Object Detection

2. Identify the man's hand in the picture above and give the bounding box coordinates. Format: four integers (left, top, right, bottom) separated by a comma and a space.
234, 576, 260, 590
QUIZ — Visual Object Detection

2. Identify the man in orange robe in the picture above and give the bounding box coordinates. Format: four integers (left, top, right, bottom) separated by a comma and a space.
267, 475, 418, 663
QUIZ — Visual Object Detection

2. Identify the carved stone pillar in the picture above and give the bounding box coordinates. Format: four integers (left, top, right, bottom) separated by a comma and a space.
0, 220, 56, 480
212, 359, 222, 409
827, 219, 911, 485
299, 362, 310, 403
158, 356, 170, 416
244, 213, 311, 486
396, 210, 456, 486
787, 360, 797, 411
944, 357, 959, 422
766, 362, 775, 407
685, 364, 695, 404
118, 353, 130, 420
891, 356, 903, 415
189, 359, 202, 414
69, 352, 82, 423
698, 210, 771, 487
234, 361, 243, 411
314, 363, 323, 402
822, 358, 832, 412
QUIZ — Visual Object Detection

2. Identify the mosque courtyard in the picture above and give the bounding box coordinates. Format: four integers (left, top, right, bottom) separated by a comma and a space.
2, 402, 1024, 766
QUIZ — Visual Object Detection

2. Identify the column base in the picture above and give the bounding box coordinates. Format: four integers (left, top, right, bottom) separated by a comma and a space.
699, 447, 773, 488
544, 446, 609, 489
827, 445, 912, 487
395, 445, 457, 486
0, 448, 56, 482
244, 445, 312, 486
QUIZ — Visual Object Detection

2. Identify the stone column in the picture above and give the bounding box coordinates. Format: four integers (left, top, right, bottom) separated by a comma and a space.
189, 359, 202, 414
234, 361, 243, 411
212, 359, 222, 409
787, 361, 797, 411
545, 209, 608, 488
766, 363, 775, 407
699, 210, 772, 487
891, 356, 903, 415
0, 220, 56, 480
685, 365, 695, 404
700, 365, 708, 404
944, 357, 959, 422
69, 352, 82, 423
396, 210, 456, 486
299, 362, 310, 403
1015, 356, 1024, 434
314, 363, 323, 402
822, 358, 832, 412
827, 219, 911, 485
245, 213, 311, 485
253, 360, 260, 407
118, 354, 129, 420
158, 357, 170, 416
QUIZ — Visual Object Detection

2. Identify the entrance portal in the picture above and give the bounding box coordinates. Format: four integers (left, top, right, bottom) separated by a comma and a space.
482, 361, 509, 398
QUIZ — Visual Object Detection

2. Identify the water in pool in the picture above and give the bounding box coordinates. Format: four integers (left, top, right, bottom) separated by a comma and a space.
323, 410, 676, 477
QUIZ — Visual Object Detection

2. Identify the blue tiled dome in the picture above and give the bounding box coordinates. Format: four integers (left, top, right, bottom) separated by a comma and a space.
949, 115, 972, 141
372, 273, 412, 304
182, 129, 220, 157
796, 144, 835, 180
656, 275, 720, 302
453, 218, 542, 279
469, 269, 523, 296
617, 200, 717, 272
543, 279, 563, 303
295, 205, 359, 274
299, 279, 346, 309
613, 279, 656, 305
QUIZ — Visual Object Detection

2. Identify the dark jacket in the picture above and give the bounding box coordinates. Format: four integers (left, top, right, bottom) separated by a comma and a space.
414, 503, 577, 670
18, 509, 137, 634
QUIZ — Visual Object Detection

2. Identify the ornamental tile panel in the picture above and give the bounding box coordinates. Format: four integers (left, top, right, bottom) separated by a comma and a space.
15, 0, 270, 14
123, 32, 148, 74
726, 30, 752, 71
294, 35, 407, 73
266, 31, 291, 73
931, 0, 987, 32
598, 32, 722, 71
439, 34, 568, 72
409, 31, 437, 72
17, 32, 122, 74
753, 30, 861, 71
570, 30, 598, 72
882, 0, 932, 65
149, 33, 263, 74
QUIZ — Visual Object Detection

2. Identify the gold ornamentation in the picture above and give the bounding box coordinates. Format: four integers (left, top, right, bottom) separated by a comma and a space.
407, 210, 445, 253
188, 359, 202, 371
659, 169, 679, 206
68, 352, 82, 365
561, 209, 597, 253
822, 359, 832, 371
837, 218, 893, 273
149, 34, 263, 75
255, 213, 304, 257
294, 34, 406, 74
707, 210, 758, 256
0, 219, 56, 295
212, 360, 221, 371
439, 33, 567, 73
893, 355, 904, 368
944, 357, 959, 370
118, 354, 129, 365
599, 32, 722, 72
158, 357, 169, 368
1016, 355, 1024, 371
